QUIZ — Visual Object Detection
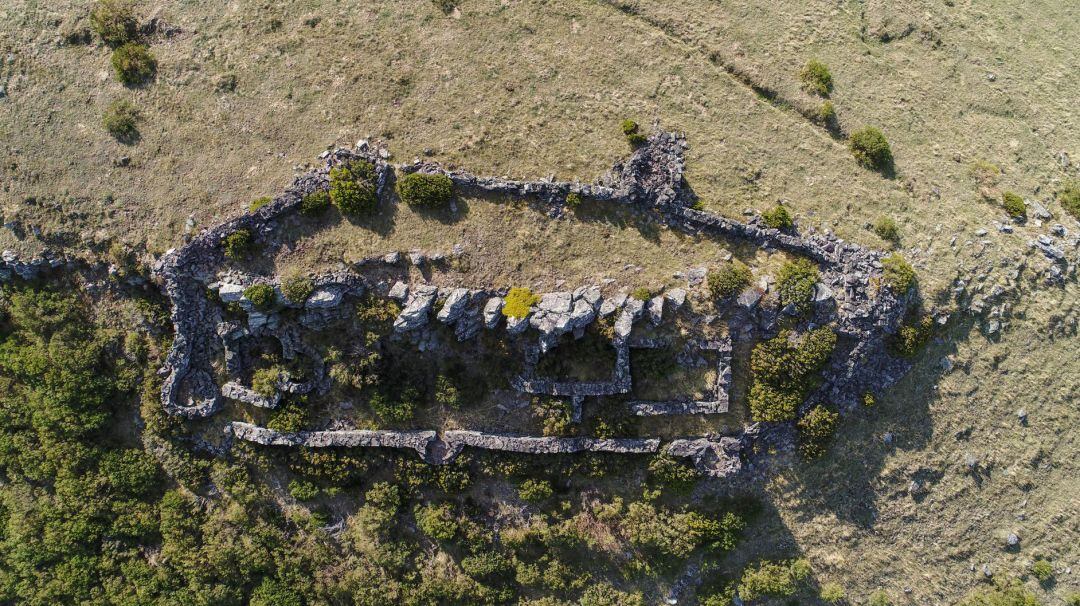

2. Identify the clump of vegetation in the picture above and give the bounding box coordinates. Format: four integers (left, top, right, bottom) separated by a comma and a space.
762, 204, 794, 230
1002, 191, 1027, 219
517, 478, 554, 502
287, 479, 318, 501
281, 275, 314, 303
90, 0, 137, 46
222, 228, 253, 260
249, 196, 272, 212
892, 314, 934, 357
798, 405, 839, 458
111, 42, 157, 85
534, 397, 572, 436
414, 503, 457, 541
849, 126, 893, 171
881, 253, 916, 294
243, 284, 275, 309
749, 328, 837, 422
957, 580, 1041, 606
647, 453, 700, 495
631, 286, 653, 301
874, 216, 900, 243
329, 161, 378, 216
102, 100, 139, 142
817, 100, 836, 124
565, 192, 583, 208
251, 365, 282, 397
397, 172, 454, 208
622, 119, 647, 146
737, 559, 812, 602
869, 591, 894, 606
776, 257, 819, 313
299, 189, 331, 215
708, 262, 752, 300
431, 0, 458, 13
799, 59, 833, 96
622, 501, 744, 558
1059, 180, 1080, 220
820, 582, 846, 603
1030, 559, 1053, 582
434, 374, 460, 408
502, 287, 540, 318
369, 387, 418, 423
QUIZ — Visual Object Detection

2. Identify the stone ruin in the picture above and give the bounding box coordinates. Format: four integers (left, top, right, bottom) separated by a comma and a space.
152, 127, 914, 478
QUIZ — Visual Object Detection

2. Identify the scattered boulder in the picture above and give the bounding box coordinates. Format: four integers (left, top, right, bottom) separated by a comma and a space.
394, 285, 438, 332
437, 288, 471, 323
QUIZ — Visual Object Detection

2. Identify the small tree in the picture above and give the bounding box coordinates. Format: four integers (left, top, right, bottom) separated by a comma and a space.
799, 59, 833, 96
111, 43, 157, 85
329, 162, 377, 216
397, 172, 454, 208
415, 503, 457, 541
881, 253, 916, 294
299, 190, 331, 215
776, 257, 819, 313
849, 126, 892, 171
517, 478, 554, 502
798, 405, 839, 458
708, 262, 752, 300
222, 229, 252, 260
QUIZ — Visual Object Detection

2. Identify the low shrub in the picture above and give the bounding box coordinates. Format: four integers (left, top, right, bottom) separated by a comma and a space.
627, 132, 648, 146
266, 401, 307, 432
881, 253, 916, 294
869, 591, 894, 606
776, 257, 819, 313
849, 126, 893, 171
874, 216, 900, 242
1059, 180, 1080, 220
90, 0, 137, 47
397, 172, 454, 208
817, 100, 836, 124
799, 59, 833, 96
737, 559, 812, 602
502, 287, 539, 318
647, 453, 699, 494
708, 262, 752, 300
415, 503, 457, 541
1002, 191, 1026, 219
222, 229, 253, 260
329, 161, 378, 216
251, 366, 281, 397
621, 119, 639, 135
243, 283, 275, 309
434, 374, 460, 408
623, 501, 744, 558
762, 204, 794, 230
251, 578, 303, 606
892, 314, 934, 357
431, 0, 457, 13
820, 583, 846, 603
1031, 559, 1053, 582
630, 286, 653, 301
102, 100, 139, 142
111, 43, 157, 85
749, 328, 837, 422
369, 388, 417, 423
565, 192, 582, 208
957, 580, 1040, 606
534, 397, 571, 436
281, 275, 314, 303
517, 478, 554, 502
299, 190, 331, 215
287, 479, 318, 501
249, 196, 271, 212
580, 584, 645, 606
798, 405, 839, 458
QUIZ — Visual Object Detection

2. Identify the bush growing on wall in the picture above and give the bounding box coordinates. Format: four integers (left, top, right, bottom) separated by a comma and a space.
776, 257, 819, 313
222, 229, 253, 260
762, 205, 794, 230
329, 161, 378, 216
300, 190, 331, 215
281, 275, 314, 303
707, 262, 752, 300
502, 287, 540, 318
797, 405, 839, 458
397, 172, 454, 208
243, 284, 275, 309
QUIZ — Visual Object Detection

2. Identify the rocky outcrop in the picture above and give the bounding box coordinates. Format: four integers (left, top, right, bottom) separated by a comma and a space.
666, 436, 745, 478
394, 284, 438, 332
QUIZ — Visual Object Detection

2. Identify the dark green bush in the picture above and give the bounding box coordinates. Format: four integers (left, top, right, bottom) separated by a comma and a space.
111, 43, 157, 85
1002, 191, 1026, 218
647, 453, 700, 494
222, 228, 253, 260
102, 100, 139, 142
737, 559, 812, 602
415, 503, 457, 541
762, 205, 794, 229
397, 172, 454, 208
243, 283, 275, 309
797, 405, 839, 458
266, 400, 306, 432
881, 253, 916, 294
874, 216, 900, 242
799, 59, 833, 96
892, 314, 934, 357
776, 257, 819, 313
90, 0, 137, 47
250, 578, 303, 606
281, 275, 314, 303
300, 190, 331, 215
749, 328, 837, 422
369, 387, 417, 423
708, 262, 752, 300
431, 0, 457, 13
849, 126, 893, 170
249, 196, 272, 212
621, 119, 639, 135
329, 161, 378, 216
287, 479, 319, 501
517, 478, 554, 502
434, 374, 460, 408
1059, 180, 1080, 220
251, 366, 281, 397
627, 132, 648, 146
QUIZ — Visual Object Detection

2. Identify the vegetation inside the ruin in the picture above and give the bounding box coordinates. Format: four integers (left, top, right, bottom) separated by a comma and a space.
747, 328, 837, 422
